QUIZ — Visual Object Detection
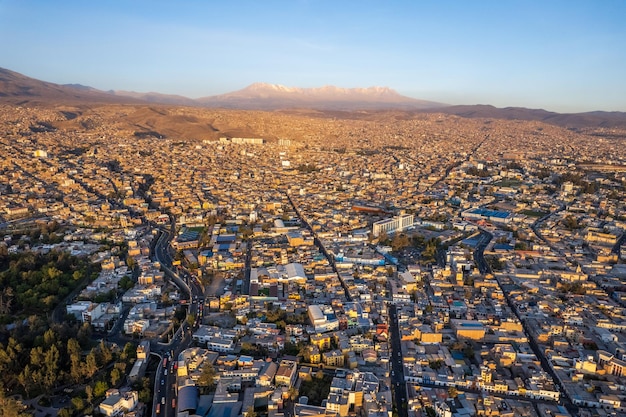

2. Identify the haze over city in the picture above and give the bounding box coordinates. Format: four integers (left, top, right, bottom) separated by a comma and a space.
1, 0, 626, 112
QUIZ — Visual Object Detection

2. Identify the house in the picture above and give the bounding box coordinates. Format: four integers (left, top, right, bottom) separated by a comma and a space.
275, 359, 298, 387
98, 390, 138, 416
323, 350, 345, 367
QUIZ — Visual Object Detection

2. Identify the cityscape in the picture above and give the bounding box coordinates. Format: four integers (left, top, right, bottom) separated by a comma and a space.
0, 92, 625, 417
1, 2, 626, 417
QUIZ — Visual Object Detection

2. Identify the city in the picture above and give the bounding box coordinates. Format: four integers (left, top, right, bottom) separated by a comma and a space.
1, 101, 625, 417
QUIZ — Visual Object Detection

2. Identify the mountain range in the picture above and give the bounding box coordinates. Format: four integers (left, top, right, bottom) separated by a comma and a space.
1, 67, 625, 129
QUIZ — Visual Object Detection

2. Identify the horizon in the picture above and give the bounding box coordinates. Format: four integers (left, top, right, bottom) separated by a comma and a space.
1, 0, 625, 113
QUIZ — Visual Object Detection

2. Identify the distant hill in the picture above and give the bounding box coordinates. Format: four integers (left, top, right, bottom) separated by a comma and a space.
1, 67, 625, 128
0, 67, 139, 105
195, 82, 445, 110
110, 90, 198, 106
427, 104, 626, 129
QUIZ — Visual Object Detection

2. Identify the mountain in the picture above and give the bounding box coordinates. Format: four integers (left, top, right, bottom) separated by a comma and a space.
0, 67, 139, 105
1, 67, 625, 129
110, 90, 198, 106
195, 82, 445, 110
427, 104, 626, 129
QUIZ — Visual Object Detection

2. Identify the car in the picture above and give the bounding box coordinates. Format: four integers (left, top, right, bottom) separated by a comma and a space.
161, 397, 166, 405
161, 379, 164, 385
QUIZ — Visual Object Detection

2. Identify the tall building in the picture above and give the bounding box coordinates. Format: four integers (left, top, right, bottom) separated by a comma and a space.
372, 214, 415, 237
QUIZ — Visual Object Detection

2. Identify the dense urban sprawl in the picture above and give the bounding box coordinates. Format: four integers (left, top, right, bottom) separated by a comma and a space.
1, 103, 626, 417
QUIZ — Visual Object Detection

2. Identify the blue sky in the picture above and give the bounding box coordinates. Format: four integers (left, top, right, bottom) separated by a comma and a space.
1, 0, 625, 112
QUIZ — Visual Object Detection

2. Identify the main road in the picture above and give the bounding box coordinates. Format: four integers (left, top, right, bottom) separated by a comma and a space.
151, 223, 205, 417
388, 304, 408, 417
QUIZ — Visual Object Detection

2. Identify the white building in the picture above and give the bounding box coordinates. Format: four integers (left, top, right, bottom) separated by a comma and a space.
98, 390, 138, 417
372, 214, 415, 238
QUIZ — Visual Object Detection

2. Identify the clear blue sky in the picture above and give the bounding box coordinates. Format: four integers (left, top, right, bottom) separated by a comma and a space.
1, 0, 625, 112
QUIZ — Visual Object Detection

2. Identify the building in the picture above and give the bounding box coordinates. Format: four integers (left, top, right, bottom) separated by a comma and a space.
275, 359, 298, 387
98, 390, 138, 417
451, 319, 485, 340
310, 333, 331, 350
323, 350, 345, 367
462, 208, 512, 224
372, 214, 415, 238
308, 305, 339, 333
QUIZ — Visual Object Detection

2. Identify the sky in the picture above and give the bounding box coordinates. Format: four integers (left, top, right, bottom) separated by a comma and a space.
1, 0, 625, 112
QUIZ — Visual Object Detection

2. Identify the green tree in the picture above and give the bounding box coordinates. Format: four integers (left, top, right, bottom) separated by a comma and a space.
137, 377, 151, 403
17, 365, 33, 396
85, 385, 94, 404
57, 408, 72, 417
67, 338, 82, 383
121, 342, 137, 361
71, 396, 85, 412
94, 380, 109, 398
0, 387, 30, 417
98, 340, 113, 364
197, 364, 216, 391
111, 368, 122, 386
43, 344, 60, 390
392, 233, 410, 251
118, 275, 135, 291
84, 351, 98, 378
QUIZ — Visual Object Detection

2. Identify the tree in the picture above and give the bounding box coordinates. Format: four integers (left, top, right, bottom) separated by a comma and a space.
43, 344, 60, 389
0, 387, 30, 417
71, 396, 85, 412
197, 364, 216, 391
137, 377, 152, 403
84, 351, 98, 378
121, 342, 136, 361
94, 380, 109, 398
17, 365, 33, 396
98, 340, 113, 364
463, 345, 475, 359
287, 387, 299, 401
67, 338, 82, 384
118, 275, 134, 291
378, 230, 390, 245
0, 287, 14, 315
43, 328, 57, 348
111, 368, 122, 386
85, 385, 94, 404
391, 233, 410, 251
